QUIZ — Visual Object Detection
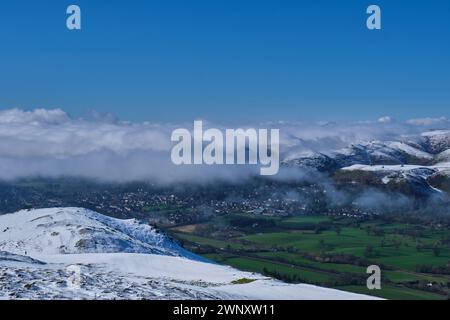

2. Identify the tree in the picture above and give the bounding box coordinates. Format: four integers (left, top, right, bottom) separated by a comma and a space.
432, 241, 442, 257
319, 239, 326, 249
432, 247, 441, 257
364, 245, 374, 258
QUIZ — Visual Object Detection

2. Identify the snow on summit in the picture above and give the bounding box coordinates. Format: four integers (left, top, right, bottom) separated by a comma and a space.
0, 207, 200, 259
0, 208, 377, 300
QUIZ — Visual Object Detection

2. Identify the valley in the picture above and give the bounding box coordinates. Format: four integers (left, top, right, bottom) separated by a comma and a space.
169, 213, 450, 300
1, 129, 450, 300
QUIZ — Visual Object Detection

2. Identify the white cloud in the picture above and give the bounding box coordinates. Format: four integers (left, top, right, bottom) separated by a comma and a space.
0, 108, 449, 183
0, 108, 70, 125
406, 117, 449, 126
378, 116, 393, 124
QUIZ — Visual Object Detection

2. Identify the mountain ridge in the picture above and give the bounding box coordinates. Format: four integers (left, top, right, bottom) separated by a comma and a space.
282, 130, 450, 196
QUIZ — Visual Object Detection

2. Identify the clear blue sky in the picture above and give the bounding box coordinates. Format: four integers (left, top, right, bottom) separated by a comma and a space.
0, 0, 449, 122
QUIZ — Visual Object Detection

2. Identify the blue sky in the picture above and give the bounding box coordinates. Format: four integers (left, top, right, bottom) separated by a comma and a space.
0, 0, 449, 122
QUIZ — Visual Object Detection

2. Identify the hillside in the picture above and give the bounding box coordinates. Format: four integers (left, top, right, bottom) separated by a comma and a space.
0, 208, 375, 300
283, 130, 450, 196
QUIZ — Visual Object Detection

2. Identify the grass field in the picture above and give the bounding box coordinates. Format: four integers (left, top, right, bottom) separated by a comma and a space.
170, 213, 450, 300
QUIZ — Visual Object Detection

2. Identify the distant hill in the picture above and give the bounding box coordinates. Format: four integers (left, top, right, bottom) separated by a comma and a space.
283, 130, 450, 196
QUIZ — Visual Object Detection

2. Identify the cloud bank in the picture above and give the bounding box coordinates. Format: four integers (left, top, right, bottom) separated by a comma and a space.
0, 108, 449, 184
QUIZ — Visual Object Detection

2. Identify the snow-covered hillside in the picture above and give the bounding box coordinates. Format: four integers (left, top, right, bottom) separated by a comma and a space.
284, 130, 450, 170
421, 130, 450, 154
0, 208, 201, 260
341, 162, 450, 189
283, 130, 450, 195
0, 208, 376, 300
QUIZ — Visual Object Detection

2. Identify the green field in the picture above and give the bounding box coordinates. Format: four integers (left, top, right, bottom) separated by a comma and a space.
171, 214, 450, 300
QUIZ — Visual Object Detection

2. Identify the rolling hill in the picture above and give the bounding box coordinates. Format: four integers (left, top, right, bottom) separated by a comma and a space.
0, 207, 376, 300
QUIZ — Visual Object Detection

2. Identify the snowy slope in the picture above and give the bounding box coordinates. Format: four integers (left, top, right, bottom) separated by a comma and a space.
283, 139, 436, 172
283, 131, 450, 195
437, 149, 450, 163
341, 163, 450, 194
0, 207, 201, 260
0, 208, 377, 300
384, 141, 433, 161
421, 130, 450, 154
284, 130, 450, 170
0, 251, 376, 300
331, 141, 433, 166
342, 163, 450, 175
